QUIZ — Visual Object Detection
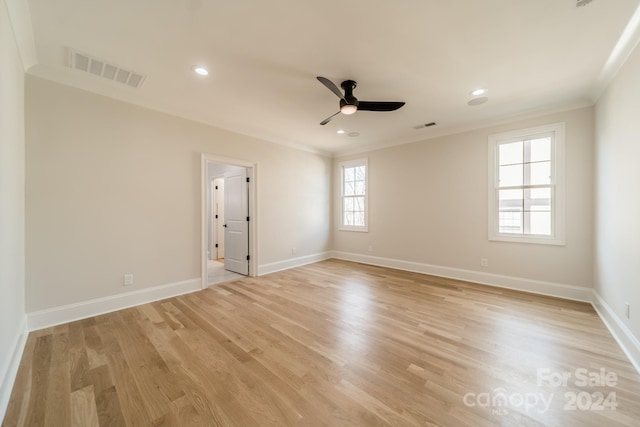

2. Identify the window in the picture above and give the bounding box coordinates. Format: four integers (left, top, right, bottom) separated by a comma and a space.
339, 158, 368, 231
488, 123, 565, 245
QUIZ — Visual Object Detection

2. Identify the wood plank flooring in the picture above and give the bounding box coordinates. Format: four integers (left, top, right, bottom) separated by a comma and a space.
3, 259, 640, 426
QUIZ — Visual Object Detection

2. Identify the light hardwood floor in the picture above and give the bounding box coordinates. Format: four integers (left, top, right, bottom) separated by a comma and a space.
4, 260, 640, 426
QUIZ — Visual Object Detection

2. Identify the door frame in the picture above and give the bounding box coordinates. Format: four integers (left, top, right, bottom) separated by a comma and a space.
201, 153, 257, 289
211, 176, 224, 261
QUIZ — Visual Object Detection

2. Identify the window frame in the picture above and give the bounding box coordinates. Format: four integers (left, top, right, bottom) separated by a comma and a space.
339, 158, 369, 232
488, 122, 566, 245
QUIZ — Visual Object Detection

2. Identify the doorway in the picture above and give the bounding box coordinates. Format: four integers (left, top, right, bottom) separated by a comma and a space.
201, 154, 257, 289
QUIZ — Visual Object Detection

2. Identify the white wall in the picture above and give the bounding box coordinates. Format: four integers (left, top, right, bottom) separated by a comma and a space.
25, 76, 332, 313
334, 107, 594, 290
594, 39, 640, 343
0, 0, 27, 416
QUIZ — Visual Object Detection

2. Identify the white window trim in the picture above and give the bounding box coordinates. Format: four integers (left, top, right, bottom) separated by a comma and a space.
339, 158, 369, 232
488, 122, 566, 245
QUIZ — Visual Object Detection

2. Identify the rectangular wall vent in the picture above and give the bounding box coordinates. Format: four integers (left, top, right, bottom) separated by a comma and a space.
68, 48, 146, 89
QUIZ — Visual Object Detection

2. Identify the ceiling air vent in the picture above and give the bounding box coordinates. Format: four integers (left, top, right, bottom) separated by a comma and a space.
68, 49, 146, 89
413, 122, 436, 130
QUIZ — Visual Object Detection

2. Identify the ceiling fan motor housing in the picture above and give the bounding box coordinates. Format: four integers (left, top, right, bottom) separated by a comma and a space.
341, 80, 359, 106
340, 98, 359, 109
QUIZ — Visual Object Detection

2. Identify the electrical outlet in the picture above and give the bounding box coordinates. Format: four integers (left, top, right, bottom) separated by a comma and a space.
480, 258, 489, 268
292, 247, 296, 255
368, 245, 373, 252
626, 302, 631, 319
123, 274, 134, 286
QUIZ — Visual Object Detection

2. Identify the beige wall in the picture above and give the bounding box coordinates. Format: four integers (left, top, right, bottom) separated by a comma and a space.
595, 39, 640, 340
25, 76, 332, 312
0, 0, 26, 405
334, 107, 594, 288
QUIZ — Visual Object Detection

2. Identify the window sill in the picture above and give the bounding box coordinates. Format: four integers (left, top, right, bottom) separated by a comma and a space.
339, 227, 369, 233
489, 234, 565, 246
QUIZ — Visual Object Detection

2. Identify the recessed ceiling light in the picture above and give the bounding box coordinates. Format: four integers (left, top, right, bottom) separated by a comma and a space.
470, 88, 487, 96
468, 97, 489, 106
193, 66, 209, 76
337, 130, 346, 134
348, 132, 360, 137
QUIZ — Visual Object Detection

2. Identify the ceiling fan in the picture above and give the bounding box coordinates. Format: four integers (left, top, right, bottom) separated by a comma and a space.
316, 76, 406, 125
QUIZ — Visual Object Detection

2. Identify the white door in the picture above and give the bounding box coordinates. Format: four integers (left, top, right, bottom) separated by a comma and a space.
223, 169, 249, 275
214, 178, 225, 259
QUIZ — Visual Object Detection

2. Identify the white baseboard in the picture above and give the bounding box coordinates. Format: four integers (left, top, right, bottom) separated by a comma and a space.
27, 278, 202, 331
258, 252, 332, 276
0, 315, 28, 423
330, 251, 593, 302
592, 292, 640, 374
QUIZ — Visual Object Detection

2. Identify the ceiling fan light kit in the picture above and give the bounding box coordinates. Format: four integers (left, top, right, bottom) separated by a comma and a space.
340, 103, 358, 115
316, 76, 405, 125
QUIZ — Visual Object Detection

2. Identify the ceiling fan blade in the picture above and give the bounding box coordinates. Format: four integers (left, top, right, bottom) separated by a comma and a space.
317, 76, 345, 100
357, 101, 406, 112
320, 111, 341, 126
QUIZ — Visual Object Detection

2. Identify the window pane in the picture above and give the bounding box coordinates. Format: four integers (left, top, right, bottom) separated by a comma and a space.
499, 164, 523, 187
344, 167, 355, 182
526, 137, 551, 163
344, 182, 355, 196
355, 166, 365, 181
526, 211, 551, 235
344, 197, 354, 212
499, 189, 523, 210
355, 181, 365, 195
354, 212, 365, 227
354, 197, 365, 211
525, 161, 551, 185
499, 211, 523, 234
344, 212, 354, 226
529, 187, 551, 199
499, 141, 523, 165
524, 188, 551, 211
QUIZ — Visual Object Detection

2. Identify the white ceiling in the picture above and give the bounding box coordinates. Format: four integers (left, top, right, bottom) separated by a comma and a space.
25, 0, 640, 155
